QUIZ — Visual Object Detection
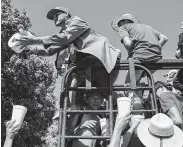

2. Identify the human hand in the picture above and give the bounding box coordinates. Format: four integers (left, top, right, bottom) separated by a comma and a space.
18, 35, 40, 45
130, 116, 141, 131
115, 112, 131, 131
80, 120, 97, 129
5, 120, 20, 140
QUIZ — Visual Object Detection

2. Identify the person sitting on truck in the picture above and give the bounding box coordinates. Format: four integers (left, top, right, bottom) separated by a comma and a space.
111, 14, 168, 86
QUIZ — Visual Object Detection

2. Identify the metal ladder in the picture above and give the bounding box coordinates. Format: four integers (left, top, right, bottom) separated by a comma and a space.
57, 58, 171, 147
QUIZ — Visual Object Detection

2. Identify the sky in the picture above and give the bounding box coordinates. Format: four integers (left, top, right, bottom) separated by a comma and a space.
11, 0, 183, 99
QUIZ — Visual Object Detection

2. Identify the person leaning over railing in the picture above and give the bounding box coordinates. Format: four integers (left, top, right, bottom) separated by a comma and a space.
18, 6, 121, 109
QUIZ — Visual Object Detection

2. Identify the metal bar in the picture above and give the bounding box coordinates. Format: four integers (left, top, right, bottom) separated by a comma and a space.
129, 58, 137, 89
148, 73, 158, 114
134, 64, 158, 114
68, 86, 153, 91
106, 99, 110, 137
57, 108, 63, 147
65, 136, 111, 139
85, 66, 92, 90
92, 59, 183, 69
65, 109, 157, 113
61, 96, 68, 147
58, 66, 76, 147
109, 74, 113, 135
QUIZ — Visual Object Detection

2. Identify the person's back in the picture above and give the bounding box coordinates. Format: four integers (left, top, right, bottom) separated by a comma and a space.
119, 23, 162, 62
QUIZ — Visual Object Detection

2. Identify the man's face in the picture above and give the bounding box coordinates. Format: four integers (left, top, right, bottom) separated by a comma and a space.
86, 95, 102, 110
53, 12, 66, 27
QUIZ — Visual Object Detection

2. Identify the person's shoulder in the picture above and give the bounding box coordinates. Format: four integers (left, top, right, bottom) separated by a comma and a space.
127, 23, 145, 28
68, 16, 89, 28
69, 16, 87, 24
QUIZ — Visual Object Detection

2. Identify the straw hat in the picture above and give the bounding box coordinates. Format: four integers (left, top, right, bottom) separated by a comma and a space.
137, 113, 183, 147
111, 14, 140, 32
47, 6, 71, 20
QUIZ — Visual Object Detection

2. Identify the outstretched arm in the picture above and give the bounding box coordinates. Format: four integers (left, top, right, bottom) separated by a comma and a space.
30, 45, 68, 56
3, 120, 20, 147
109, 113, 131, 147
121, 117, 141, 147
18, 18, 89, 46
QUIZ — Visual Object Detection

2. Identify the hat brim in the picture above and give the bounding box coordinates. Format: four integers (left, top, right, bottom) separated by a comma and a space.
111, 16, 140, 32
137, 119, 183, 147
47, 9, 64, 20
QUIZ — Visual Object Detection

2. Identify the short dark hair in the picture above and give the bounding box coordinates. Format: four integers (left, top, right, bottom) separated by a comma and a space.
154, 81, 173, 92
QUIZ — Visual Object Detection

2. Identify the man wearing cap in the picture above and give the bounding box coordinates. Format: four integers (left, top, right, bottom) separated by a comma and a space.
19, 6, 121, 108
111, 14, 168, 84
19, 6, 120, 74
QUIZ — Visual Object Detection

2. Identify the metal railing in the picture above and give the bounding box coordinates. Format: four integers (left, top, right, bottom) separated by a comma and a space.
57, 59, 183, 147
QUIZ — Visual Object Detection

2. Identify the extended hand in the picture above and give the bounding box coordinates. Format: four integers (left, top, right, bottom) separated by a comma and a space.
18, 35, 41, 45
6, 120, 20, 139
80, 120, 97, 129
115, 112, 131, 131
130, 116, 141, 130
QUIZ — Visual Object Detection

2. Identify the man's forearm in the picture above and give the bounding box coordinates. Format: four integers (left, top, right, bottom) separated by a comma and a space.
35, 45, 68, 56
120, 126, 135, 147
109, 126, 122, 147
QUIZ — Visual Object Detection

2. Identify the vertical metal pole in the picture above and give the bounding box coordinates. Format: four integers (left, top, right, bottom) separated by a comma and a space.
109, 74, 113, 135
57, 82, 65, 147
57, 106, 63, 147
61, 95, 68, 147
147, 76, 155, 109
148, 74, 158, 114
106, 99, 110, 137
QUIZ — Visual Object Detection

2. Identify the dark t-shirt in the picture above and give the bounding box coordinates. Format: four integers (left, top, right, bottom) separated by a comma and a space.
178, 29, 183, 46
159, 92, 183, 120
173, 68, 183, 93
119, 23, 162, 62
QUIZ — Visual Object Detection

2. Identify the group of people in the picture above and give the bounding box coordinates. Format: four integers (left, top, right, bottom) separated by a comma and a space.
5, 5, 183, 147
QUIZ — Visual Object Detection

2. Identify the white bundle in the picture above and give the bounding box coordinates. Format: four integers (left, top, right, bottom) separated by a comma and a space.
8, 30, 45, 53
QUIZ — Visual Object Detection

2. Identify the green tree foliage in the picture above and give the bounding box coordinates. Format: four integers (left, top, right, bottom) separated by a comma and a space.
1, 0, 57, 146
1, 0, 31, 64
